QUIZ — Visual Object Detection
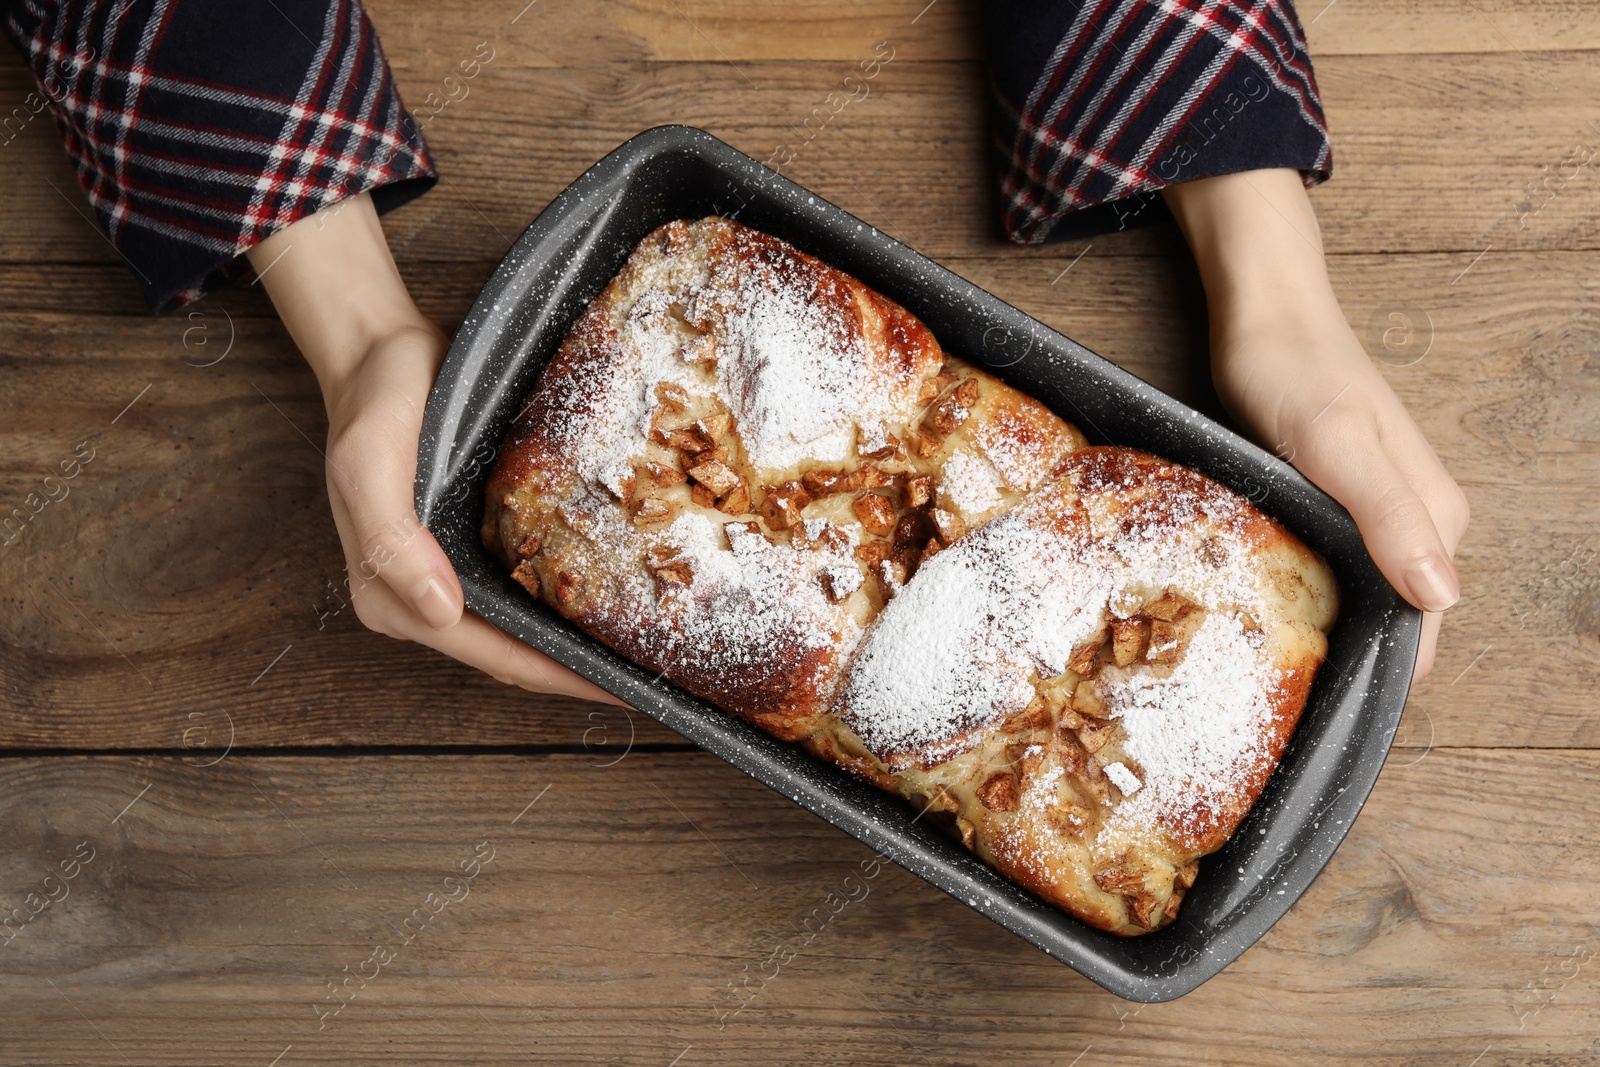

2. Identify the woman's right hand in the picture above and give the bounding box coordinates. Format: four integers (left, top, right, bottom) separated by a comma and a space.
1162, 169, 1469, 682
1209, 304, 1470, 683
249, 193, 624, 706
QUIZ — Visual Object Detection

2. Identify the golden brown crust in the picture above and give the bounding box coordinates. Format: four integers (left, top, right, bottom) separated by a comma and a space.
820, 446, 1336, 932
482, 217, 1084, 739
484, 217, 1337, 935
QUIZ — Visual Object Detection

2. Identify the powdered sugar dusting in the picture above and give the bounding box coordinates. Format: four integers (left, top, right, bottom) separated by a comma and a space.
714, 284, 860, 471
542, 289, 706, 492
692, 235, 910, 475
1100, 612, 1275, 838
840, 502, 1112, 766
628, 510, 862, 689
1104, 761, 1142, 795
939, 448, 1006, 517
820, 562, 863, 598
971, 408, 1068, 492
539, 222, 921, 490
842, 462, 1288, 832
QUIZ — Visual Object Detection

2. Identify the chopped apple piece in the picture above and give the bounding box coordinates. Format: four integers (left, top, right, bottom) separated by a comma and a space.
904, 474, 934, 508
715, 482, 750, 515
687, 459, 740, 497
1111, 617, 1147, 666
977, 771, 1019, 812
759, 480, 812, 529
1067, 637, 1103, 677
644, 461, 686, 487
653, 381, 689, 411
1147, 619, 1182, 665
1075, 719, 1115, 754
852, 492, 896, 535
1070, 681, 1109, 718
631, 497, 672, 525
929, 507, 966, 544
1174, 860, 1199, 890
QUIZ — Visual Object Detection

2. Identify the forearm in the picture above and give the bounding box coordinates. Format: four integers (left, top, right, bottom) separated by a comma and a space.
1160, 168, 1467, 644
1159, 168, 1377, 451
245, 193, 437, 407
1160, 169, 1346, 339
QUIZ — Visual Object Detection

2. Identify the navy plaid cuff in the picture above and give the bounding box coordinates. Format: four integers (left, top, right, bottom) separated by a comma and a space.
985, 0, 1333, 244
6, 0, 437, 312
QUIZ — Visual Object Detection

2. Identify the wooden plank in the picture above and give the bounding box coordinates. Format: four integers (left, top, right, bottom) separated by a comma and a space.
3, 245, 1596, 749
365, 0, 1600, 64
0, 311, 664, 749
408, 49, 1600, 259
0, 749, 1594, 1064
2, 0, 1586, 109
949, 248, 1600, 753
370, 0, 979, 66
1301, 0, 1600, 55
5, 50, 1600, 268
0, 261, 492, 319
3, 6, 1596, 1064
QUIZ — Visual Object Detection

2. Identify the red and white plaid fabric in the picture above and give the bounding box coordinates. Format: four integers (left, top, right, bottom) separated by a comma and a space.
984, 0, 1332, 243
5, 0, 436, 312
9, 0, 1331, 309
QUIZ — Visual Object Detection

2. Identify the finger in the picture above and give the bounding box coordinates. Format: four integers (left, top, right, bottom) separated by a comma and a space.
418, 609, 630, 707
436, 612, 629, 706
1291, 416, 1461, 613
1377, 417, 1471, 557
339, 565, 626, 705
1413, 610, 1441, 684
326, 412, 465, 632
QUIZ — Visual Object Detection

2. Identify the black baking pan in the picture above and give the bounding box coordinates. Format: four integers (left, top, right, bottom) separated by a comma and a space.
415, 125, 1420, 1002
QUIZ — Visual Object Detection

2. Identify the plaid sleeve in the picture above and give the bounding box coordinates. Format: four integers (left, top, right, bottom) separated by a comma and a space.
984, 0, 1332, 244
5, 0, 437, 313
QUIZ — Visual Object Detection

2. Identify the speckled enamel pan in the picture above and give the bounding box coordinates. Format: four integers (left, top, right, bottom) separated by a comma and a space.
415, 125, 1420, 1002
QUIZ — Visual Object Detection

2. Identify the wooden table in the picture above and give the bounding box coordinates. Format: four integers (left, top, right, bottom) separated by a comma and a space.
4, 2, 1597, 1063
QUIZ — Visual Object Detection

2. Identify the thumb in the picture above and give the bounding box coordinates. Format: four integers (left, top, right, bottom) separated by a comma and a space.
326, 419, 464, 633
1353, 476, 1461, 613
343, 504, 465, 632
1291, 425, 1460, 613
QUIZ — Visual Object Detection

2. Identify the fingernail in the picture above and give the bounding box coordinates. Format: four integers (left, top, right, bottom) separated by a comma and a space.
1403, 559, 1459, 612
415, 575, 463, 630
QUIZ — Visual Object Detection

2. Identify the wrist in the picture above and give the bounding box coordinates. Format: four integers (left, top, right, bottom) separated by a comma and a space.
246, 193, 432, 404
1160, 169, 1345, 338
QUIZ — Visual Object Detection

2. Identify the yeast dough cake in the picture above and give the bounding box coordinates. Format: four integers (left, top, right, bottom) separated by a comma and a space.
482, 216, 1338, 935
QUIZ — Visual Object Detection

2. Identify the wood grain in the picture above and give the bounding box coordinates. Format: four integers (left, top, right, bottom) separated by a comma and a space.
3, 0, 1598, 1062
0, 306, 652, 749
1, 751, 1595, 1065
301, 0, 1600, 65
4, 248, 1595, 749
367, 0, 1600, 64
378, 0, 1600, 61
6, 50, 1600, 267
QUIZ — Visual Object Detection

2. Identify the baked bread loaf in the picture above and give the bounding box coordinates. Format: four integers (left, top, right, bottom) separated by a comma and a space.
483, 216, 1338, 934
